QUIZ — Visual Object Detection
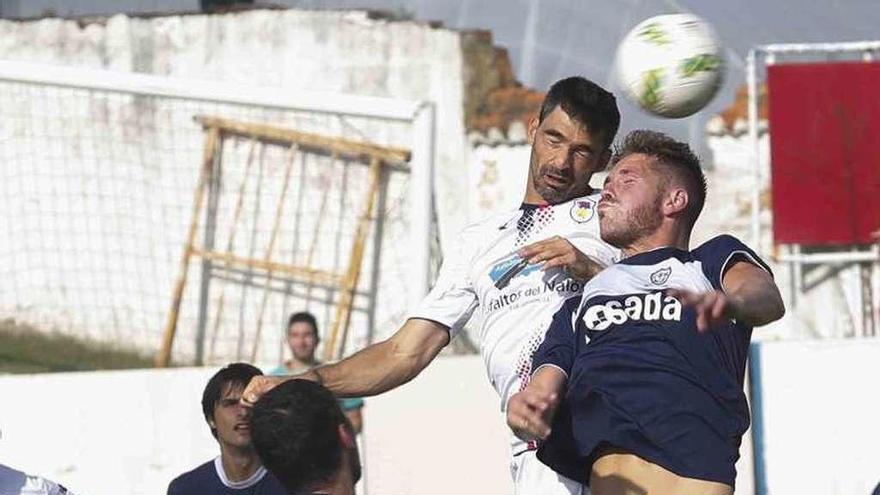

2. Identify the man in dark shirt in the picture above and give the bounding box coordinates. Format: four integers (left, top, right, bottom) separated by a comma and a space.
251, 380, 361, 495
168, 363, 286, 495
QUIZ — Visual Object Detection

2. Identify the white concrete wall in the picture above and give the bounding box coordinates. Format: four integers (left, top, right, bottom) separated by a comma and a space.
0, 357, 511, 495
706, 133, 880, 341
18, 347, 864, 495
0, 9, 469, 246
750, 337, 880, 494
0, 9, 474, 361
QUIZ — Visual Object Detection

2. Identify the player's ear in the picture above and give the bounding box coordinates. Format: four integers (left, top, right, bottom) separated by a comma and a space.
664, 187, 689, 218
338, 422, 356, 449
527, 116, 539, 145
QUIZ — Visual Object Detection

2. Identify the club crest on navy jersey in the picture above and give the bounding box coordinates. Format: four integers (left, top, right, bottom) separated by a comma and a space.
650, 266, 672, 285
569, 199, 596, 223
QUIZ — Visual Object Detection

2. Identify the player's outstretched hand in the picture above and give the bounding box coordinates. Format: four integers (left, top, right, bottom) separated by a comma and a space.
519, 236, 603, 281
667, 288, 742, 333
240, 375, 288, 407
506, 387, 558, 442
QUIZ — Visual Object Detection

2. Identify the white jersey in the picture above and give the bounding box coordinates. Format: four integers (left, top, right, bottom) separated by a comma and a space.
410, 193, 619, 454
0, 464, 75, 495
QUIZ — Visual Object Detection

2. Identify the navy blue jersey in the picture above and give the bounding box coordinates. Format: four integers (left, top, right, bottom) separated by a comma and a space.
167, 458, 287, 495
532, 235, 771, 487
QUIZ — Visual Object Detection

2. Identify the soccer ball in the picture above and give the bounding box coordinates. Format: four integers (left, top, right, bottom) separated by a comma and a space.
615, 14, 724, 119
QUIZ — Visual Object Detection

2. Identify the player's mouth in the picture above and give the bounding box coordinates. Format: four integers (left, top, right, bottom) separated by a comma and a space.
597, 200, 616, 215
542, 171, 570, 188
234, 423, 250, 432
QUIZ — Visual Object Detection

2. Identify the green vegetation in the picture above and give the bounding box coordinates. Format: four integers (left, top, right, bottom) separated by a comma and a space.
0, 319, 155, 374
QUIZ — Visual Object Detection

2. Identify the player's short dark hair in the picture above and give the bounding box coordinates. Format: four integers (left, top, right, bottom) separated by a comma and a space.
201, 362, 263, 438
251, 380, 347, 492
611, 130, 707, 228
538, 76, 621, 150
287, 311, 319, 341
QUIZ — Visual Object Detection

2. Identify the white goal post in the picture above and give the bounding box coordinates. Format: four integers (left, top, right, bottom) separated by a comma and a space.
0, 60, 435, 364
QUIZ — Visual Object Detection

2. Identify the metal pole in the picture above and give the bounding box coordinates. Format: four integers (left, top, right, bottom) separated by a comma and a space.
409, 103, 436, 308
747, 49, 762, 253
194, 137, 223, 365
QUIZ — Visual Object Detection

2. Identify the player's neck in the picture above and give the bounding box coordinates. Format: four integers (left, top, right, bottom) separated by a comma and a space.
521, 189, 592, 206
522, 189, 549, 206
309, 469, 355, 495
220, 446, 261, 483
290, 356, 320, 370
622, 227, 690, 258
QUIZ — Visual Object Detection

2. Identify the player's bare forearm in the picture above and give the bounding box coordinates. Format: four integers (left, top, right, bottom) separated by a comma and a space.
723, 262, 785, 327
313, 317, 450, 397
668, 261, 784, 332
529, 365, 568, 396
241, 319, 449, 406
507, 366, 567, 440
519, 236, 605, 281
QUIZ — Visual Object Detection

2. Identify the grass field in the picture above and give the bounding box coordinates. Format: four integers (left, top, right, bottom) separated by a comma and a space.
0, 319, 156, 373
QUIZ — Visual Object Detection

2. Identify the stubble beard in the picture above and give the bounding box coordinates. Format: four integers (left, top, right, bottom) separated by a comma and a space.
601, 198, 663, 249
530, 161, 589, 205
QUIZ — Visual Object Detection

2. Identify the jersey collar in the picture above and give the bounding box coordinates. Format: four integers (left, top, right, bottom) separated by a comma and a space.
619, 246, 692, 266
213, 456, 268, 489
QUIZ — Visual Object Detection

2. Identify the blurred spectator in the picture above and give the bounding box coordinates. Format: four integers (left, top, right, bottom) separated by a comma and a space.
270, 312, 364, 434
167, 363, 286, 494
251, 380, 360, 495
0, 463, 75, 495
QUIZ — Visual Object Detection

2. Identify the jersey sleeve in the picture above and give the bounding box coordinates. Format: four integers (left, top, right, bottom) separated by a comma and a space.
339, 397, 364, 411
570, 236, 620, 269
531, 297, 581, 378
166, 478, 183, 495
408, 225, 480, 338
694, 234, 773, 291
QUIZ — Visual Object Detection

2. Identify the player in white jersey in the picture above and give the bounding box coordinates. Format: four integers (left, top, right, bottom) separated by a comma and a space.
241, 76, 622, 494
0, 464, 75, 495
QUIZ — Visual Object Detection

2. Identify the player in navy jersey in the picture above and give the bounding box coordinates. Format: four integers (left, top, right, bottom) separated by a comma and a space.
242, 76, 622, 494
251, 380, 361, 495
168, 363, 286, 495
507, 130, 785, 495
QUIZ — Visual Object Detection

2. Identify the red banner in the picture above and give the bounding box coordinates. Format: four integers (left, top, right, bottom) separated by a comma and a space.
768, 61, 880, 245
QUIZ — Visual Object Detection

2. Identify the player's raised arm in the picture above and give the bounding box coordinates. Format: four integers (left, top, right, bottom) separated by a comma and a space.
668, 235, 785, 332
717, 260, 784, 327
242, 318, 449, 405
668, 261, 783, 332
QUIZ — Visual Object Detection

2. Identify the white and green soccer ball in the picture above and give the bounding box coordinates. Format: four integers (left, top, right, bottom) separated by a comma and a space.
615, 13, 724, 119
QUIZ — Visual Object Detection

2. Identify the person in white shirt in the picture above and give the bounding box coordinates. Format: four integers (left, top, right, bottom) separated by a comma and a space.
241, 76, 622, 494
0, 464, 75, 495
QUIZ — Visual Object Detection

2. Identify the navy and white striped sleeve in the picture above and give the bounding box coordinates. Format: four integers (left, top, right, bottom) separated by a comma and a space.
694, 234, 773, 291
531, 297, 581, 379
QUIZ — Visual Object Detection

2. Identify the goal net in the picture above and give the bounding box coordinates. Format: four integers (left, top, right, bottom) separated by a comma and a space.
0, 61, 434, 365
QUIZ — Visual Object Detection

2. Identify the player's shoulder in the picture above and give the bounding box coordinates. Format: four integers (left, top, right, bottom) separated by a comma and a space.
692, 234, 748, 256
461, 206, 521, 233
453, 207, 522, 252
167, 460, 217, 493
691, 234, 768, 267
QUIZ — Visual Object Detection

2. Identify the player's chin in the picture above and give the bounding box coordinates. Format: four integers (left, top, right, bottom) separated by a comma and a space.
537, 184, 574, 205
233, 425, 252, 438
